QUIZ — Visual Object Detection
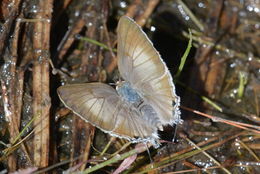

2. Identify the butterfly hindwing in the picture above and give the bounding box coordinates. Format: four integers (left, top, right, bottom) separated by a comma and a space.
57, 83, 158, 141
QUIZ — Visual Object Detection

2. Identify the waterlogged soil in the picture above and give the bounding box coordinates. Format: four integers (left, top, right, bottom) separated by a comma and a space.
0, 0, 259, 173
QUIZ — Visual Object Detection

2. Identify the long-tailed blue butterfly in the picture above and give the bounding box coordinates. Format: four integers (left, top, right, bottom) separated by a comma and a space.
57, 16, 181, 147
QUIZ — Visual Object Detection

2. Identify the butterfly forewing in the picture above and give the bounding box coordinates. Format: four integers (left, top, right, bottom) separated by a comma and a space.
117, 16, 181, 125
117, 17, 164, 84
57, 83, 157, 141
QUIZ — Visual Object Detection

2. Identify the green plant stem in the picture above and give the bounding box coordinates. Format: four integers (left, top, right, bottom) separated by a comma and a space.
175, 29, 192, 78
81, 145, 147, 173
79, 36, 117, 52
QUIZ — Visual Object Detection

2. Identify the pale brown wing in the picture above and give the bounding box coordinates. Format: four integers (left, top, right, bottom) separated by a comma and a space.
57, 83, 158, 140
117, 16, 181, 125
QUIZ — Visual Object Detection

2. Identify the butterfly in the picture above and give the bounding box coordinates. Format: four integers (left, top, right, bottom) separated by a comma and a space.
57, 16, 181, 147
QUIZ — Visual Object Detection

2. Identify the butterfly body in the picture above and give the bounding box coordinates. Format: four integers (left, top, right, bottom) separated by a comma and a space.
57, 16, 181, 147
116, 81, 142, 105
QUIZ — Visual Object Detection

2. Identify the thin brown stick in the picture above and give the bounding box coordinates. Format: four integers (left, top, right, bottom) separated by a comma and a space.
140, 131, 244, 173
6, 17, 22, 172
181, 106, 260, 134
125, 0, 142, 18
103, 20, 117, 74
32, 0, 53, 168
56, 2, 90, 59
0, 0, 21, 57
136, 0, 160, 27
1, 81, 16, 171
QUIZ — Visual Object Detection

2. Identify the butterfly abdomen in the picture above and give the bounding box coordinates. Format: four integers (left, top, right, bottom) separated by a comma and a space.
139, 103, 163, 131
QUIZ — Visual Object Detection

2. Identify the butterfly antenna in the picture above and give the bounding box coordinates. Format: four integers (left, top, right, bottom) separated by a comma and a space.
172, 124, 178, 143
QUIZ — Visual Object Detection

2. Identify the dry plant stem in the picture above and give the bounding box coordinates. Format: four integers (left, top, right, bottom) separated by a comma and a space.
14, 68, 33, 165
16, 69, 24, 129
133, 135, 220, 172
139, 130, 239, 172
205, 0, 223, 34
243, 144, 260, 150
183, 31, 260, 63
1, 81, 16, 171
57, 3, 89, 59
203, 53, 225, 96
141, 131, 244, 174
163, 165, 243, 174
176, 0, 204, 31
5, 20, 22, 171
0, 0, 21, 56
103, 21, 117, 74
175, 163, 260, 174
79, 127, 95, 171
183, 161, 206, 174
32, 0, 53, 168
136, 0, 160, 27
241, 113, 260, 124
125, 0, 142, 18
1, 18, 32, 170
1, 125, 36, 162
192, 37, 225, 98
12, 22, 32, 164
241, 134, 260, 143
185, 137, 231, 174
199, 48, 225, 96
111, 142, 132, 157
100, 137, 116, 156
181, 106, 260, 134
237, 139, 260, 161
70, 117, 95, 171
190, 129, 221, 136
80, 10, 97, 74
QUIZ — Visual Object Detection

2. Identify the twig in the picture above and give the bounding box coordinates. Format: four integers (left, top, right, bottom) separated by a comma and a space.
182, 31, 260, 63
136, 0, 160, 27
236, 139, 260, 161
125, 0, 142, 18
181, 106, 260, 134
184, 137, 232, 174
176, 0, 204, 31
32, 0, 52, 168
56, 2, 89, 59
135, 131, 244, 173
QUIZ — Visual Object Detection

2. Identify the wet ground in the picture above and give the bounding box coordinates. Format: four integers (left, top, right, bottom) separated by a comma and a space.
0, 0, 259, 173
